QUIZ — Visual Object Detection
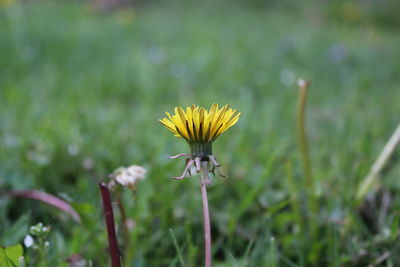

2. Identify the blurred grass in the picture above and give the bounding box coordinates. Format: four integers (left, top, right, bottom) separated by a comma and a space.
1, 1, 400, 266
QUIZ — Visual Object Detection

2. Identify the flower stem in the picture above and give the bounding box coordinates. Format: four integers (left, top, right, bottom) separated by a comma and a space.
297, 79, 314, 187
115, 189, 130, 247
115, 189, 135, 266
296, 79, 319, 257
99, 182, 122, 267
200, 161, 212, 267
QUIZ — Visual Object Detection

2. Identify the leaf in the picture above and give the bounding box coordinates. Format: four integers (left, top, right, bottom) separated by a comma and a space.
0, 244, 23, 267
2, 214, 30, 245
5, 244, 23, 267
0, 248, 8, 267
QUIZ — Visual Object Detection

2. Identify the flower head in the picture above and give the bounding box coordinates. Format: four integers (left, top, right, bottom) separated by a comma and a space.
160, 104, 240, 180
110, 165, 147, 189
159, 104, 240, 158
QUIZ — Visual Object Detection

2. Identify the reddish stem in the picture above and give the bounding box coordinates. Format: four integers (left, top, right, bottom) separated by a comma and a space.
99, 182, 121, 267
7, 189, 81, 222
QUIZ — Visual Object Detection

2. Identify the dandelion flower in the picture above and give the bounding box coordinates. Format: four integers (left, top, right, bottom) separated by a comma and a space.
160, 103, 240, 267
159, 103, 240, 179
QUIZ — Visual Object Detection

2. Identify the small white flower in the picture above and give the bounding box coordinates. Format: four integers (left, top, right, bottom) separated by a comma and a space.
24, 235, 34, 248
112, 165, 147, 189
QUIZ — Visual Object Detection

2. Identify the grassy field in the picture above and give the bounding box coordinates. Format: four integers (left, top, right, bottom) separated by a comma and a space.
1, 1, 400, 266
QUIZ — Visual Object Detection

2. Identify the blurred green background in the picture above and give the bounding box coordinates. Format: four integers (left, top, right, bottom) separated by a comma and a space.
1, 0, 400, 266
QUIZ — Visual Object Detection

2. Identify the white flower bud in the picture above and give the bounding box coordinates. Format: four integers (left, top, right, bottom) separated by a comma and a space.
24, 235, 34, 248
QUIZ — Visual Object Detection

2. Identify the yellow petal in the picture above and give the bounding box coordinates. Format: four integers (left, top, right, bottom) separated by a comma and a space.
186, 107, 194, 140
213, 112, 240, 139
209, 105, 228, 140
171, 113, 189, 140
159, 118, 179, 135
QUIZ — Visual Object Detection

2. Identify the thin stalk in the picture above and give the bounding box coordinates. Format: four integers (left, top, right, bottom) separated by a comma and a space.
99, 182, 122, 267
115, 190, 130, 247
296, 79, 319, 246
124, 190, 138, 266
285, 159, 306, 265
297, 79, 314, 187
115, 190, 133, 266
200, 161, 212, 267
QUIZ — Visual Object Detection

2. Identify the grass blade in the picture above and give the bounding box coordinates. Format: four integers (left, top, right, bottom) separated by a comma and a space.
169, 228, 186, 267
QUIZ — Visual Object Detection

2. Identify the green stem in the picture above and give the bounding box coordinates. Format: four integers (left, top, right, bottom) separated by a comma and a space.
297, 80, 313, 186
115, 191, 130, 245
296, 80, 319, 248
285, 159, 306, 265
115, 190, 132, 267
124, 190, 138, 266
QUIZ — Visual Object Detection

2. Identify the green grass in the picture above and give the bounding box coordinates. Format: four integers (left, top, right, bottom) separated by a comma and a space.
1, 1, 400, 266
